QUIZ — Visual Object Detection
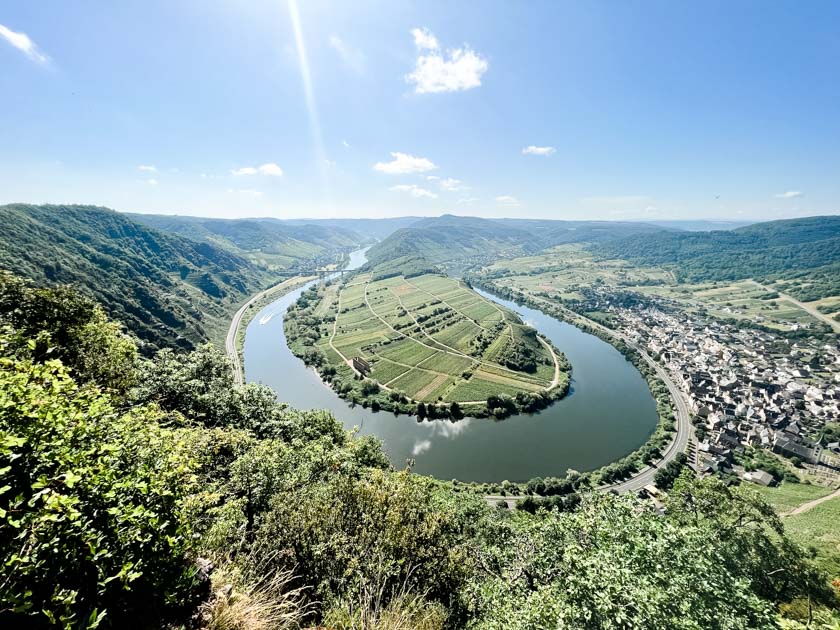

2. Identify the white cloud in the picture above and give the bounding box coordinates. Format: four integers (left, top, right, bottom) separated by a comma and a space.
412, 439, 432, 456
411, 27, 439, 51
146, 178, 158, 186
457, 197, 478, 205
257, 162, 283, 176
431, 416, 472, 437
0, 23, 49, 64
137, 164, 157, 173
406, 28, 488, 94
328, 35, 365, 73
231, 163, 283, 177
342, 140, 350, 148
522, 145, 556, 156
775, 190, 803, 199
390, 184, 438, 199
231, 167, 257, 176
440, 177, 467, 191
373, 152, 437, 174
495, 195, 520, 207
324, 159, 336, 168
426, 175, 440, 181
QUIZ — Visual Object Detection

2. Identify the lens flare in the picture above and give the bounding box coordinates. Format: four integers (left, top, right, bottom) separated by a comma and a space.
288, 0, 331, 211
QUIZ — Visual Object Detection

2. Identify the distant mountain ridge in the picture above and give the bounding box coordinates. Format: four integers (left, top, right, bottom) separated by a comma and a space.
278, 216, 423, 240
593, 215, 840, 287
367, 214, 669, 267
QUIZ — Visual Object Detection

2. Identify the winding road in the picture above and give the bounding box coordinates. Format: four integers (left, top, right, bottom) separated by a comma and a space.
783, 486, 840, 517
225, 276, 315, 385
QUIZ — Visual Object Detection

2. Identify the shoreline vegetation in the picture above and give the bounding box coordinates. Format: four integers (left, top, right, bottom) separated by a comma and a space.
462, 274, 681, 496
284, 270, 570, 419
233, 275, 317, 365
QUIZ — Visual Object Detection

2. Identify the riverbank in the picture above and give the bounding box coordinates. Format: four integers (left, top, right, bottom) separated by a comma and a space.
284, 271, 571, 419
466, 276, 694, 495
242, 248, 658, 483
224, 275, 316, 384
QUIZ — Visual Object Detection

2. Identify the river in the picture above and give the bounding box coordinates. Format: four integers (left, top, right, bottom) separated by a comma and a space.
243, 248, 658, 482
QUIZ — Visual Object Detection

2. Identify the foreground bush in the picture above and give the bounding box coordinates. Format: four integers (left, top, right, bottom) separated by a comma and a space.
0, 352, 199, 628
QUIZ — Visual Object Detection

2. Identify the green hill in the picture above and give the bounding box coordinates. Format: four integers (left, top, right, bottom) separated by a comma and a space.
279, 216, 423, 240
367, 216, 539, 266
593, 215, 840, 297
0, 204, 274, 353
368, 215, 668, 266
129, 214, 366, 271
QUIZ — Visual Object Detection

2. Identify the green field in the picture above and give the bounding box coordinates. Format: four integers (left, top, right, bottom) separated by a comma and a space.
784, 495, 840, 578
751, 481, 834, 513
310, 272, 566, 404
479, 244, 829, 331
748, 482, 840, 579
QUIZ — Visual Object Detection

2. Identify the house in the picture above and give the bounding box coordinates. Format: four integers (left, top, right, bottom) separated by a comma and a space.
743, 470, 775, 487
773, 435, 819, 464
352, 356, 371, 375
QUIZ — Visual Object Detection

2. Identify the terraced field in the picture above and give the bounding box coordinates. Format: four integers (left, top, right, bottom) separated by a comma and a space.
313, 272, 563, 405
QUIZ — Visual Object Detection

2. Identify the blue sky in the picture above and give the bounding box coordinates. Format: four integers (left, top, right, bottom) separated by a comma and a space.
1, 1, 839, 220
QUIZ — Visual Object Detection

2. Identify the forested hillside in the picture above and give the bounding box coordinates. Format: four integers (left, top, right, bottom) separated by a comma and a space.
130, 214, 366, 270
594, 216, 840, 296
0, 204, 272, 353
368, 215, 539, 264
368, 215, 669, 265
1, 274, 837, 629
279, 216, 423, 240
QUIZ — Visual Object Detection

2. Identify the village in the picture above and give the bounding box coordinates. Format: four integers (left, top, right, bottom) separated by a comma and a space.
601, 294, 840, 487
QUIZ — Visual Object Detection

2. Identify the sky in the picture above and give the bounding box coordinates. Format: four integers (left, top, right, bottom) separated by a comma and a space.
1, 1, 839, 221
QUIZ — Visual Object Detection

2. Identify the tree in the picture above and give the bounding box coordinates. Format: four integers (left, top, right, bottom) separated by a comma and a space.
0, 272, 137, 392
653, 452, 688, 490
132, 344, 345, 443
665, 472, 835, 607
0, 348, 199, 628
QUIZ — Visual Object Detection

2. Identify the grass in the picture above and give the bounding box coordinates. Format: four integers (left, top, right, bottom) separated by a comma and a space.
204, 557, 311, 630
751, 481, 834, 513
315, 272, 563, 404
783, 494, 840, 578
746, 481, 840, 580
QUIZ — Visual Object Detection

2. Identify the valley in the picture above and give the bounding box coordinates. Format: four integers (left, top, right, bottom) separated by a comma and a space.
5, 5, 840, 626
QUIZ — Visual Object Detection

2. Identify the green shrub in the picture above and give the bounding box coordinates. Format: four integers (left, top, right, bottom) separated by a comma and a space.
0, 353, 199, 628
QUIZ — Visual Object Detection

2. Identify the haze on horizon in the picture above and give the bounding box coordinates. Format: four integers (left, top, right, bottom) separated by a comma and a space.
1, 1, 838, 222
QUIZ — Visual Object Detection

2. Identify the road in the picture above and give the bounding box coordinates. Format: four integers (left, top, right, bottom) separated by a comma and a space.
225, 276, 315, 385
482, 291, 694, 503
783, 486, 840, 517
747, 279, 840, 333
